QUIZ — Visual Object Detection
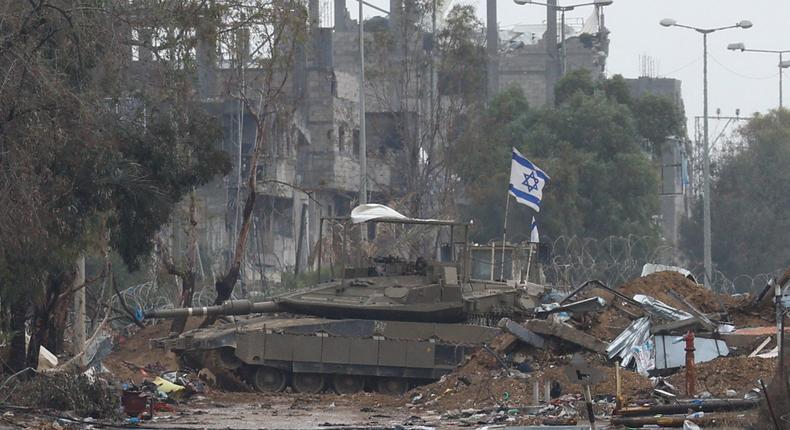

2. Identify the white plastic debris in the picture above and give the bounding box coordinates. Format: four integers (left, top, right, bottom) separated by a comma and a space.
641, 263, 695, 282
37, 345, 58, 370
683, 419, 702, 430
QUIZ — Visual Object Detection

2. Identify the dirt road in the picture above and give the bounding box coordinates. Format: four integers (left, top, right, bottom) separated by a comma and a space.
146, 392, 419, 430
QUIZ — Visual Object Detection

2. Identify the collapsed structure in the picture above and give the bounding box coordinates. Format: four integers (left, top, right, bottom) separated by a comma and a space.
129, 0, 614, 294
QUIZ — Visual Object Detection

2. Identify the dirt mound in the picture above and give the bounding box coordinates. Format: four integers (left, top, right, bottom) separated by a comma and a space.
579, 272, 771, 341
103, 318, 201, 383
667, 356, 776, 397
400, 350, 652, 411
617, 272, 728, 313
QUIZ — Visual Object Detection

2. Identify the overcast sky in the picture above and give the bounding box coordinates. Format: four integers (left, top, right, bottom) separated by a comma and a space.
351, 1, 789, 138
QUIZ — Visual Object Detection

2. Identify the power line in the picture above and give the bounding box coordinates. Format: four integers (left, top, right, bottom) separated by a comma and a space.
658, 55, 702, 78
709, 53, 779, 80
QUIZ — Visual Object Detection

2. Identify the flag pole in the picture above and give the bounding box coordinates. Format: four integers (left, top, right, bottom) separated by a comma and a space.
500, 193, 511, 280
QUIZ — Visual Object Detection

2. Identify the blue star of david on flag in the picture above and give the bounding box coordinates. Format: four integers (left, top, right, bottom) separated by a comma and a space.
508, 147, 550, 212
522, 172, 540, 192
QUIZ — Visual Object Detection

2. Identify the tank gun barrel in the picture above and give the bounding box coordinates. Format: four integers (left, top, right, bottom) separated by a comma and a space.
144, 300, 280, 319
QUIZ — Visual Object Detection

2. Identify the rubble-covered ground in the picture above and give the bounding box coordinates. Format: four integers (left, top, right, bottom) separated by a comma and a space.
0, 272, 783, 429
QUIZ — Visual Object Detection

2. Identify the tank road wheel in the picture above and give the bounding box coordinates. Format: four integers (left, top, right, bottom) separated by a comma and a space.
375, 377, 409, 395
252, 366, 287, 392
332, 374, 365, 395
292, 373, 326, 394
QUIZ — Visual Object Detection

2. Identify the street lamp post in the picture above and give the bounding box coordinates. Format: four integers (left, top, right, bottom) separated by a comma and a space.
660, 18, 752, 288
727, 43, 790, 108
358, 0, 367, 208
514, 0, 613, 76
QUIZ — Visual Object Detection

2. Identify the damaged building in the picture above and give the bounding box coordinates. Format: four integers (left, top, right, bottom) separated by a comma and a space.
138, 0, 677, 293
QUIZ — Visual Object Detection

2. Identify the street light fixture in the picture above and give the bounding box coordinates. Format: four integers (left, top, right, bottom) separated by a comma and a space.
727, 42, 790, 108
660, 18, 752, 288
513, 0, 614, 76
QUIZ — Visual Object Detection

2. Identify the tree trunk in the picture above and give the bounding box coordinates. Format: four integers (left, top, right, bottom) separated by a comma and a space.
170, 271, 195, 334
26, 276, 69, 368
8, 301, 27, 372
200, 118, 264, 328
47, 278, 71, 354
171, 190, 198, 334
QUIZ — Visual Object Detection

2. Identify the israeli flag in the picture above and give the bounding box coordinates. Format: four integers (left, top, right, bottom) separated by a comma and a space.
509, 147, 550, 212
530, 217, 539, 243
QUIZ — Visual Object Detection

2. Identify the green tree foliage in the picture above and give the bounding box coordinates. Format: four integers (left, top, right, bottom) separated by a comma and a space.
554, 69, 596, 105
680, 110, 790, 282
453, 71, 665, 243
632, 94, 685, 155
0, 0, 230, 369
436, 5, 486, 100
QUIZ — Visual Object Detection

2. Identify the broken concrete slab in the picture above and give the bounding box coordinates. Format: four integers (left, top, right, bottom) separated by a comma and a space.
523, 319, 607, 353
651, 317, 707, 334
489, 332, 519, 353
499, 318, 545, 349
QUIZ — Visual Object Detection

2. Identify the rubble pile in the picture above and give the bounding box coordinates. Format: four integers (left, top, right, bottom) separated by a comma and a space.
666, 356, 775, 397
383, 269, 781, 427
400, 339, 651, 410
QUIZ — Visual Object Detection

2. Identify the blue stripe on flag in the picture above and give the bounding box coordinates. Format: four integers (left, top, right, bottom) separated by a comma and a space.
508, 184, 541, 206
512, 151, 550, 181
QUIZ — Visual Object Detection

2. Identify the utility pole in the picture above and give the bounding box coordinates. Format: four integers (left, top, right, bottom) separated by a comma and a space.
727, 43, 790, 109
661, 17, 752, 288
702, 32, 712, 287
358, 0, 367, 208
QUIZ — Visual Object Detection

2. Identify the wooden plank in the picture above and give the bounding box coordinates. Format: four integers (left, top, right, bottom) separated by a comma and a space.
748, 336, 772, 358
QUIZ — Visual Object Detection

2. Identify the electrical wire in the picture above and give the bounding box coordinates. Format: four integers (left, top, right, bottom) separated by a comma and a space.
709, 54, 779, 80
658, 55, 702, 78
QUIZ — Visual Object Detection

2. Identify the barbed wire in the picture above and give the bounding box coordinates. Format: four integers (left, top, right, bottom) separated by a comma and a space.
543, 235, 778, 295
114, 235, 780, 314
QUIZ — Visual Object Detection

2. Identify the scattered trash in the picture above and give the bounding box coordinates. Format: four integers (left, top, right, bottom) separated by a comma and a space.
153, 376, 185, 395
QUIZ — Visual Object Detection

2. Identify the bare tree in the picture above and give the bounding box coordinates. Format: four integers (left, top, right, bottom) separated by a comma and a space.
200, 0, 308, 327
365, 2, 487, 221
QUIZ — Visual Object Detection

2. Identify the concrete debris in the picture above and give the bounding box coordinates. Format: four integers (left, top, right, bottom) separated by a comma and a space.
522, 320, 608, 353
651, 317, 707, 334
499, 318, 545, 349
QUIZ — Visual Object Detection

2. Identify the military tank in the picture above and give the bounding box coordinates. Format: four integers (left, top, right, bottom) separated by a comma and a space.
146, 205, 542, 394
